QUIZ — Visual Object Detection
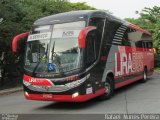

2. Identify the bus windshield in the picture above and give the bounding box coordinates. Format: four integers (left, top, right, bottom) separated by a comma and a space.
24, 21, 85, 73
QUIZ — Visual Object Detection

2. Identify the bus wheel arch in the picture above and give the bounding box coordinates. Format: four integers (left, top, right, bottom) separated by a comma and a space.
98, 72, 114, 100
107, 72, 114, 82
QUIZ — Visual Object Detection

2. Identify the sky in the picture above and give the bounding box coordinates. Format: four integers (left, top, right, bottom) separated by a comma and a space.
70, 0, 160, 19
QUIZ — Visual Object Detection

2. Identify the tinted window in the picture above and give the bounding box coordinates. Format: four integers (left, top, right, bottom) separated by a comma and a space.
135, 41, 143, 48
86, 17, 104, 66
86, 31, 96, 64
146, 42, 153, 48
89, 18, 104, 58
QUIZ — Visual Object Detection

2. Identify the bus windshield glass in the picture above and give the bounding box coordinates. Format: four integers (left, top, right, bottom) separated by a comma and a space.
24, 21, 86, 73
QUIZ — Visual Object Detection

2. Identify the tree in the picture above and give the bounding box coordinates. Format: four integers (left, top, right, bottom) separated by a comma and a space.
68, 2, 95, 10
140, 6, 160, 23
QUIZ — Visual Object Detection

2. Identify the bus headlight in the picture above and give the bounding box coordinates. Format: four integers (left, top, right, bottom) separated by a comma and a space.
24, 91, 29, 96
72, 92, 79, 98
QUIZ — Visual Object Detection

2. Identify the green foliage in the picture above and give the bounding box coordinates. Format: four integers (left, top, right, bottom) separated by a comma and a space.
0, 0, 96, 52
140, 6, 160, 23
155, 54, 160, 67
68, 2, 95, 10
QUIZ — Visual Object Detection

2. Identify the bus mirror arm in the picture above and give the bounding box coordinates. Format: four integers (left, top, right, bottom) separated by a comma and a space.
78, 26, 96, 48
12, 32, 29, 53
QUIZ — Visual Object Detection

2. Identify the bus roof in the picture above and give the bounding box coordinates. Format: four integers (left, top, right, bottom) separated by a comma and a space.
34, 10, 107, 26
33, 10, 151, 35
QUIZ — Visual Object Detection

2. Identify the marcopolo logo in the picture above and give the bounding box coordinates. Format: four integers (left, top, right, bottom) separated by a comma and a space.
62, 31, 74, 37
42, 86, 52, 91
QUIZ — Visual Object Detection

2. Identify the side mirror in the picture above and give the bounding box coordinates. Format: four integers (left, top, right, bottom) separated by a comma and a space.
12, 32, 29, 53
78, 26, 96, 48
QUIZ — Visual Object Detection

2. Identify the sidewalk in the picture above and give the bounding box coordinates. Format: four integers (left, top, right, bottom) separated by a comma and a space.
154, 68, 160, 74
0, 87, 23, 95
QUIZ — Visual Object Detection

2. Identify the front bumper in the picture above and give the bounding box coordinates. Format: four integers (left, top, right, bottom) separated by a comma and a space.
23, 74, 105, 102
24, 88, 105, 102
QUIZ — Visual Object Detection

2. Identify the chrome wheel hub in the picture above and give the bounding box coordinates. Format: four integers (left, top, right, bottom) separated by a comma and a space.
144, 71, 147, 80
105, 82, 111, 94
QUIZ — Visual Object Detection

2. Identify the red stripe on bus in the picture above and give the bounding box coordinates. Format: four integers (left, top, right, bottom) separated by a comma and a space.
23, 74, 53, 86
115, 75, 143, 89
24, 88, 105, 102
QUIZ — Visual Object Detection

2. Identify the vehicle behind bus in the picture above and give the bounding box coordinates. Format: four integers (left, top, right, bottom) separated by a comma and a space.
12, 10, 154, 102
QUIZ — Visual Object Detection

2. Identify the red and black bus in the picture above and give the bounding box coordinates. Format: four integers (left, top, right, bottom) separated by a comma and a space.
12, 10, 154, 102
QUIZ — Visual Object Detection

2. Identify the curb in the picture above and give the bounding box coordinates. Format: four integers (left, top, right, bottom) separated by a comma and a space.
0, 87, 23, 95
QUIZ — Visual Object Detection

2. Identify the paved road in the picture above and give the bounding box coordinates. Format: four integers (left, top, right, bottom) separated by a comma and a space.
0, 73, 160, 116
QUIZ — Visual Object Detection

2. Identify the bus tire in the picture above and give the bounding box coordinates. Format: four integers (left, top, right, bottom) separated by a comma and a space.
98, 76, 114, 100
140, 68, 147, 83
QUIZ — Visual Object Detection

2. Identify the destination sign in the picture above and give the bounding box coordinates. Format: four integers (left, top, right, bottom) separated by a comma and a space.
27, 32, 51, 41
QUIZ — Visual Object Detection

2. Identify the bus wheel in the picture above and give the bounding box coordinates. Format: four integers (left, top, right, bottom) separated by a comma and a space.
140, 68, 147, 83
98, 77, 114, 100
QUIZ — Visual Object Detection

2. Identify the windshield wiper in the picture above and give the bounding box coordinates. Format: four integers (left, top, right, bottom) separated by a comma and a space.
51, 41, 55, 61
51, 41, 63, 72
32, 44, 48, 76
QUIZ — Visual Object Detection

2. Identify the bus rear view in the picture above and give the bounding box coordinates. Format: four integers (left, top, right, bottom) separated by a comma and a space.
12, 10, 154, 102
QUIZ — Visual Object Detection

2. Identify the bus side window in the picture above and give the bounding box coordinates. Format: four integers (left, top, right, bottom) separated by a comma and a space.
86, 30, 96, 66
147, 42, 153, 49
146, 42, 149, 50
142, 42, 147, 51
87, 17, 105, 63
89, 17, 104, 47
144, 42, 153, 52
146, 42, 150, 51
135, 41, 143, 48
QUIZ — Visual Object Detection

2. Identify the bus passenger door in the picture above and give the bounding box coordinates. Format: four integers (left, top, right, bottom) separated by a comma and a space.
85, 17, 106, 90
86, 17, 105, 65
